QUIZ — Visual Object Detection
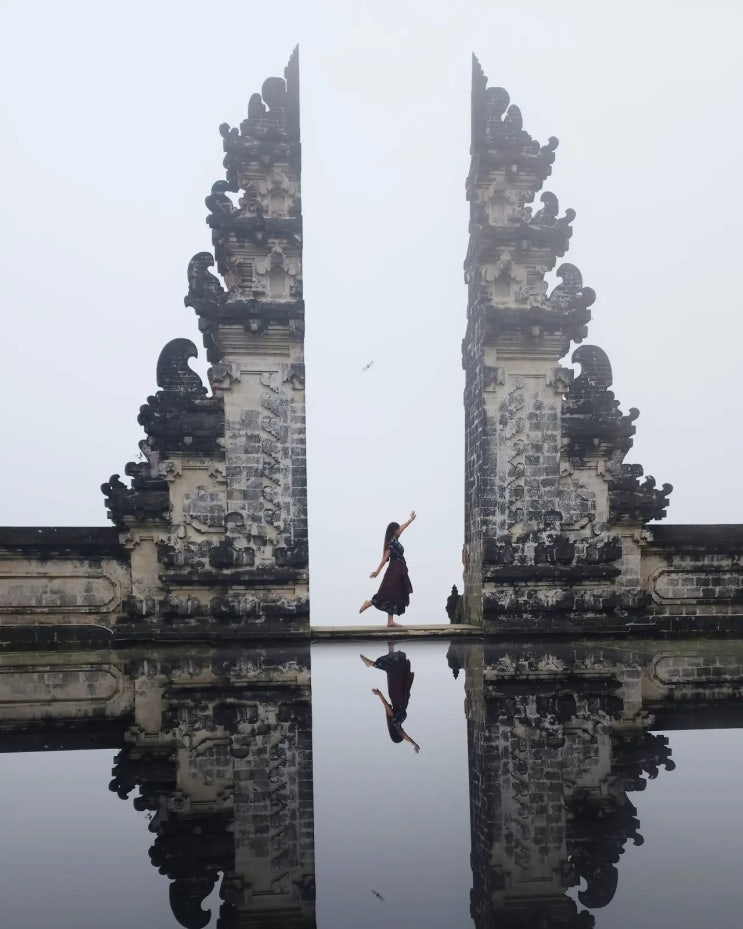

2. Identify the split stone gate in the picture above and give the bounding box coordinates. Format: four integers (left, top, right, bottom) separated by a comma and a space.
0, 50, 742, 641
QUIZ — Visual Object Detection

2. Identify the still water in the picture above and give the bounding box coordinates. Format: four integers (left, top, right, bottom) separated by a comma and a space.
0, 639, 741, 928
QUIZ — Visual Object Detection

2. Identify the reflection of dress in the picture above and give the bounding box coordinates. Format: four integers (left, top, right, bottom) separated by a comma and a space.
371, 538, 413, 616
373, 650, 414, 728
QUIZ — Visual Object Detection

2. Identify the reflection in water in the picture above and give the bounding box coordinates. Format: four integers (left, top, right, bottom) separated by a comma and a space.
451, 641, 738, 929
1, 640, 743, 926
0, 646, 316, 929
360, 644, 420, 753
109, 647, 316, 929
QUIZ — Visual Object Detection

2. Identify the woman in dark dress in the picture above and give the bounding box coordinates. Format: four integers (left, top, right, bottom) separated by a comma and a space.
360, 644, 420, 752
359, 510, 416, 627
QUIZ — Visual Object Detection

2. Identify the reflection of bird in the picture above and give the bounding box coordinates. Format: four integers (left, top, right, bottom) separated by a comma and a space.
371, 890, 385, 902
361, 360, 374, 372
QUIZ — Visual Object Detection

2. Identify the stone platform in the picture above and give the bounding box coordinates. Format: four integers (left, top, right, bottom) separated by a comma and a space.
310, 624, 482, 640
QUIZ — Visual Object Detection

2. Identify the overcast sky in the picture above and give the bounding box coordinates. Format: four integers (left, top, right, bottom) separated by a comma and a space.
1, 0, 741, 626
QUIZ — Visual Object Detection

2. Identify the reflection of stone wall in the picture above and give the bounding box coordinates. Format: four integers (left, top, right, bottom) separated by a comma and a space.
0, 650, 134, 747
0, 645, 316, 929
461, 640, 743, 929
114, 647, 316, 929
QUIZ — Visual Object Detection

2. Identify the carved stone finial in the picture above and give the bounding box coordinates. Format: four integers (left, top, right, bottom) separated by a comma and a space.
100, 472, 170, 527
135, 339, 224, 456
571, 345, 613, 394
185, 252, 226, 306
156, 339, 207, 396
220, 47, 301, 160
608, 464, 673, 523
204, 181, 235, 216
563, 345, 639, 461
470, 54, 558, 177
531, 192, 576, 232
169, 878, 214, 929
548, 263, 596, 323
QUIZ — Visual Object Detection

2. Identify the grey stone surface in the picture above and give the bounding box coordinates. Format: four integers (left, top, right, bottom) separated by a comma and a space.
460, 638, 743, 927
461, 58, 741, 633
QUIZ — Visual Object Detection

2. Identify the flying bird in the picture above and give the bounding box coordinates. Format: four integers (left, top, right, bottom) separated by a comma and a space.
371, 890, 385, 902
361, 360, 375, 372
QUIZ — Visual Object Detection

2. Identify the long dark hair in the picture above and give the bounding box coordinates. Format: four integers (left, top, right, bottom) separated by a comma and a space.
383, 521, 400, 552
386, 715, 403, 743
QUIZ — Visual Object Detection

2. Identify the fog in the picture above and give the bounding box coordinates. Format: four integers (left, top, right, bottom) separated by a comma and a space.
1, 0, 740, 625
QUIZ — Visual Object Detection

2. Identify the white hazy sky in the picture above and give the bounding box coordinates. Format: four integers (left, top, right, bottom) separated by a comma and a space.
1, 0, 741, 626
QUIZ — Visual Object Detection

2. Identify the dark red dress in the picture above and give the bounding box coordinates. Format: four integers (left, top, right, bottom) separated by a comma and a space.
371, 537, 413, 616
372, 650, 414, 727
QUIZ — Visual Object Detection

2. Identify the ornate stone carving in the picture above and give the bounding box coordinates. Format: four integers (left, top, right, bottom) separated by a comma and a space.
156, 339, 207, 396
219, 45, 300, 182
528, 191, 575, 253
137, 340, 224, 456
463, 59, 674, 626
470, 55, 558, 182
185, 252, 226, 307
101, 472, 170, 528
609, 464, 673, 523
547, 263, 596, 323
563, 345, 638, 460
531, 192, 575, 230
204, 180, 236, 217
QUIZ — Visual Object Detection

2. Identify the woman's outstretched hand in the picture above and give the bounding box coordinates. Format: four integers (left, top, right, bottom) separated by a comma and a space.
409, 510, 416, 522
372, 688, 382, 696
369, 570, 377, 579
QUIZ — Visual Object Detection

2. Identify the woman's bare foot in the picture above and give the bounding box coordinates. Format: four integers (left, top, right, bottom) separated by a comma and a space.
387, 619, 402, 628
360, 654, 374, 667
359, 600, 372, 614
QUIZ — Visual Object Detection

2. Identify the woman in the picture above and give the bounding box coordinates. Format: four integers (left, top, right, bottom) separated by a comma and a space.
360, 645, 420, 752
359, 510, 416, 627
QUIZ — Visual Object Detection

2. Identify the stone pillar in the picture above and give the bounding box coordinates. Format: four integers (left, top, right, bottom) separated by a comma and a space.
191, 46, 308, 629
462, 58, 671, 631
101, 49, 309, 638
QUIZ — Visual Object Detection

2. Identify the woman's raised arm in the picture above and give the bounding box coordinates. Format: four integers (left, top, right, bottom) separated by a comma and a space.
395, 510, 417, 537
400, 729, 420, 753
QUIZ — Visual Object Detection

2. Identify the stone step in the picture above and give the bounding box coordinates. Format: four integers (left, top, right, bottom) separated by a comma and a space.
310, 624, 481, 639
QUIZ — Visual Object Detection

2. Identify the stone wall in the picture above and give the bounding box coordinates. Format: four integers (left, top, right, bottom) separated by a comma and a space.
0, 528, 131, 647
641, 525, 743, 631
460, 58, 743, 634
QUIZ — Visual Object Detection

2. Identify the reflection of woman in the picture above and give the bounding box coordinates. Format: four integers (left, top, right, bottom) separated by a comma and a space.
359, 511, 416, 628
360, 645, 420, 752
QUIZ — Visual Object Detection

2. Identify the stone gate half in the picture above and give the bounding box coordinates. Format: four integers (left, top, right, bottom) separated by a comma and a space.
461, 56, 743, 634
0, 51, 309, 645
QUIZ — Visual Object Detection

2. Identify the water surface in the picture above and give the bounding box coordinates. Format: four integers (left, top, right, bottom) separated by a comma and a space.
1, 639, 741, 928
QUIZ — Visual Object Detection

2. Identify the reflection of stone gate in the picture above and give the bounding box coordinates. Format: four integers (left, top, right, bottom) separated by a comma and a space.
453, 639, 743, 928
0, 645, 316, 929
3, 640, 742, 927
